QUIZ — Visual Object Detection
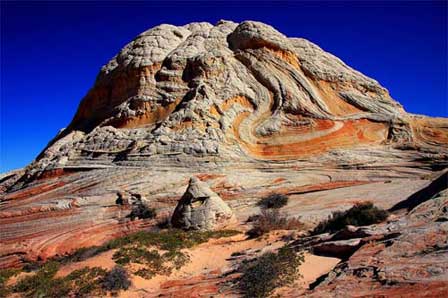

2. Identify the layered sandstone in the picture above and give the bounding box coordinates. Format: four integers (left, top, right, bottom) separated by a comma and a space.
0, 20, 447, 297
14, 20, 445, 179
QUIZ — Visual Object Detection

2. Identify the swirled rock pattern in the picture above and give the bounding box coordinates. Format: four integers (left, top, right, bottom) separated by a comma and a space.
16, 20, 446, 177
0, 20, 447, 296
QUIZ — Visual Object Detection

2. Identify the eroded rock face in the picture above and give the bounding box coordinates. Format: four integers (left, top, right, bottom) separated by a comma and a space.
17, 20, 446, 179
290, 177, 448, 298
0, 20, 447, 274
171, 177, 234, 230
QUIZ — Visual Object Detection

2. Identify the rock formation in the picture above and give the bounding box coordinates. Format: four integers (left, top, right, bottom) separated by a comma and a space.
171, 177, 234, 230
301, 173, 448, 297
0, 20, 447, 296
12, 20, 446, 180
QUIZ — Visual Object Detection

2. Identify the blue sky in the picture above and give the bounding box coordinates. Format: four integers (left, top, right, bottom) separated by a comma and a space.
1, 1, 447, 172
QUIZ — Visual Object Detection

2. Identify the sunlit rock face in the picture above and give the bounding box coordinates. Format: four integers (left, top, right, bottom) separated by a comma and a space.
171, 177, 234, 230
21, 20, 446, 173
0, 20, 447, 293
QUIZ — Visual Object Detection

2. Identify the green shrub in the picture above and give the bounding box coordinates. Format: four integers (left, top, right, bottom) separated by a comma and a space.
163, 250, 190, 270
57, 246, 106, 264
111, 229, 239, 278
55, 229, 239, 268
13, 261, 61, 297
257, 193, 289, 209
248, 209, 304, 238
239, 246, 304, 298
113, 246, 170, 276
11, 227, 241, 295
102, 266, 131, 291
312, 201, 389, 235
134, 268, 157, 279
0, 268, 20, 297
65, 266, 107, 297
13, 262, 112, 297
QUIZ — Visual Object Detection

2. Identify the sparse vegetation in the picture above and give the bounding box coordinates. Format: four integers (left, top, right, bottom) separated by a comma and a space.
111, 229, 238, 278
13, 261, 61, 297
257, 193, 289, 209
6, 228, 240, 295
312, 201, 389, 235
247, 209, 305, 238
12, 262, 109, 298
238, 246, 304, 298
103, 266, 131, 291
56, 245, 107, 264
66, 266, 108, 297
128, 204, 157, 220
0, 268, 20, 297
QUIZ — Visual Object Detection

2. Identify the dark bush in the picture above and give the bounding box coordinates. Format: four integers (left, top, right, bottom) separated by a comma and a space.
239, 246, 304, 298
312, 201, 389, 235
128, 204, 157, 220
102, 266, 131, 291
57, 246, 106, 264
257, 193, 289, 209
247, 209, 304, 238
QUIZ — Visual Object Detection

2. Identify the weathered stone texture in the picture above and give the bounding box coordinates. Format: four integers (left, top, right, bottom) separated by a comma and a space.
171, 177, 234, 230
0, 21, 447, 298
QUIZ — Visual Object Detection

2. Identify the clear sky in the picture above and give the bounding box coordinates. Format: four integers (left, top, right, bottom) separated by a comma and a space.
1, 1, 447, 173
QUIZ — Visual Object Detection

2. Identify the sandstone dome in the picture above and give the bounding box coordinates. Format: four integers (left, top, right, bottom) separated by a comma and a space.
1, 21, 447, 297
25, 20, 446, 175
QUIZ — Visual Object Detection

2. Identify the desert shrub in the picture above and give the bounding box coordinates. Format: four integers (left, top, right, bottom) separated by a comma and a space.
64, 266, 107, 297
130, 229, 240, 251
0, 268, 20, 297
113, 246, 171, 276
112, 230, 238, 278
57, 246, 106, 264
21, 262, 41, 272
58, 229, 239, 264
113, 246, 161, 266
13, 227, 241, 294
163, 250, 190, 270
312, 201, 389, 235
257, 193, 289, 209
128, 204, 157, 220
13, 261, 62, 297
247, 209, 305, 238
134, 268, 157, 279
0, 268, 20, 285
102, 266, 131, 291
13, 264, 118, 297
239, 246, 304, 298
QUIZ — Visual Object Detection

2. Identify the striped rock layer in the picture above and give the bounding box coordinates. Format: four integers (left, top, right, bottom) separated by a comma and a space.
1, 20, 447, 296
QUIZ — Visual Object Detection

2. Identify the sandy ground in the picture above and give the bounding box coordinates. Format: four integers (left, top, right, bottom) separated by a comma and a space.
13, 231, 340, 297
55, 249, 117, 278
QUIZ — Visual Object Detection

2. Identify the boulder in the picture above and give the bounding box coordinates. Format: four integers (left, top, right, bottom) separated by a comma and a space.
171, 177, 234, 230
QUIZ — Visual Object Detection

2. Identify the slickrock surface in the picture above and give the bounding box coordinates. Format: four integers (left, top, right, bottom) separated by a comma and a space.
1, 20, 447, 296
300, 173, 448, 297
